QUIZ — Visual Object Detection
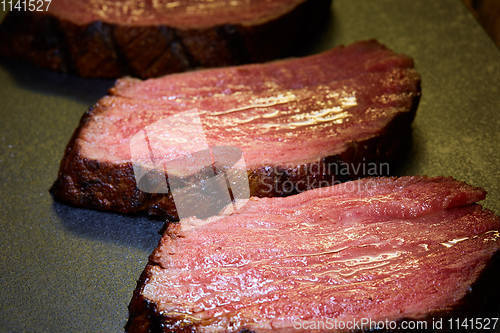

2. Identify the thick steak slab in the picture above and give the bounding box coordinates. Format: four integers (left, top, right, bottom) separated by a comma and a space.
0, 0, 331, 78
126, 177, 500, 332
51, 40, 421, 219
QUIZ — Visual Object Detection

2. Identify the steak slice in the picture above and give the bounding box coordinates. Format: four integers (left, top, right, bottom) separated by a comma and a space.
51, 40, 421, 220
0, 0, 331, 78
126, 177, 500, 333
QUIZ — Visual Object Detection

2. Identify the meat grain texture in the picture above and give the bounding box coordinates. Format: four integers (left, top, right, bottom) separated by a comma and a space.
0, 0, 331, 78
126, 176, 500, 332
51, 40, 421, 220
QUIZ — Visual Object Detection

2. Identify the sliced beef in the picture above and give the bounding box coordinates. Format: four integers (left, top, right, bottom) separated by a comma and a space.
51, 40, 421, 220
0, 0, 331, 78
126, 176, 500, 333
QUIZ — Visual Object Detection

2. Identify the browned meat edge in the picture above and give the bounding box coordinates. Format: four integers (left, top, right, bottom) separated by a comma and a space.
49, 89, 420, 221
125, 244, 500, 333
0, 0, 331, 78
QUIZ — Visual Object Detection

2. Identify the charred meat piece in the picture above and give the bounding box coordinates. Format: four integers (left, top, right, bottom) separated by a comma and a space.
51, 40, 421, 220
0, 0, 331, 78
127, 176, 500, 332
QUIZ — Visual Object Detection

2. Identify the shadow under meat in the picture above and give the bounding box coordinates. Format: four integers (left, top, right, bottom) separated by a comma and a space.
52, 201, 163, 252
0, 57, 114, 105
294, 2, 339, 57
387, 128, 419, 177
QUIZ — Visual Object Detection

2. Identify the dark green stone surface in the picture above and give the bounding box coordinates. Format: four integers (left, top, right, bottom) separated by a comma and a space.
0, 0, 498, 332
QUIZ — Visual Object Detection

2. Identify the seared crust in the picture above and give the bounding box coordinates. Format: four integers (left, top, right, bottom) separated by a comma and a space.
0, 0, 331, 78
49, 105, 180, 220
50, 88, 420, 220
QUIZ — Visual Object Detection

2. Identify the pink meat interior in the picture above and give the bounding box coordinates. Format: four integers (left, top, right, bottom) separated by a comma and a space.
77, 40, 420, 168
48, 0, 306, 27
143, 177, 499, 331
